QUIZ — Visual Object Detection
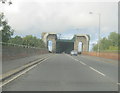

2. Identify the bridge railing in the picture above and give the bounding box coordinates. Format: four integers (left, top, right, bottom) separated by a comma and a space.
1, 42, 48, 61
82, 51, 119, 60
91, 50, 120, 53
0, 42, 47, 50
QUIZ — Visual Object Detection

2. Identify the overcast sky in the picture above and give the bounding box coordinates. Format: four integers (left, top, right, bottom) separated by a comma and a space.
0, 0, 119, 50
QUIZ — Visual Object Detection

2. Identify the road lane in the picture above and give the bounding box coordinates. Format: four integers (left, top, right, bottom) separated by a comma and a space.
3, 54, 118, 91
71, 54, 118, 82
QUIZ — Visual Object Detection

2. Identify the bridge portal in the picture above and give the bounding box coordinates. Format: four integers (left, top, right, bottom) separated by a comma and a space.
56, 39, 74, 53
42, 32, 90, 53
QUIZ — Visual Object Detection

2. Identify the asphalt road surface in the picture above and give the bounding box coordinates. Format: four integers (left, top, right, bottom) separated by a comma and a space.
3, 54, 118, 91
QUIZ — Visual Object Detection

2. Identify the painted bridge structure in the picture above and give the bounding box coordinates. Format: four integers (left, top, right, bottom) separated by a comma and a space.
42, 32, 90, 53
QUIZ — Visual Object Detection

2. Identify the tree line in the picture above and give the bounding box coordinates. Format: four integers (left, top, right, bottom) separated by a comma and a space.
93, 32, 120, 52
8, 35, 46, 48
0, 13, 46, 48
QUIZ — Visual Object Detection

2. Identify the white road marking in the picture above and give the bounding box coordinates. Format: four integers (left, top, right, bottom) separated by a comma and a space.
89, 66, 106, 76
0, 54, 53, 80
79, 61, 86, 65
0, 56, 51, 80
0, 56, 51, 87
0, 64, 37, 88
67, 54, 87, 66
74, 59, 79, 61
117, 83, 120, 85
66, 54, 119, 85
67, 54, 106, 76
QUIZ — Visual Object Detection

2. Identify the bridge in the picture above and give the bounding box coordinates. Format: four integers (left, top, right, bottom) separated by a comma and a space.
0, 33, 118, 92
42, 32, 90, 53
56, 39, 74, 53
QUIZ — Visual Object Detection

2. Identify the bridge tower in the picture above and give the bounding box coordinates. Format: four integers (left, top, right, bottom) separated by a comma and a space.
42, 32, 57, 53
74, 34, 90, 52
42, 32, 90, 53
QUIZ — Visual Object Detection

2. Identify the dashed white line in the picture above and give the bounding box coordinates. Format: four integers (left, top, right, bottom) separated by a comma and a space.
89, 66, 106, 76
66, 54, 119, 85
117, 83, 120, 85
74, 59, 79, 61
66, 54, 106, 77
79, 61, 86, 65
67, 54, 87, 66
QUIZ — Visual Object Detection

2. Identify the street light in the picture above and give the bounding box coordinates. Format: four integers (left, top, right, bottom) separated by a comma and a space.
1, 0, 12, 5
58, 33, 61, 40
89, 12, 101, 56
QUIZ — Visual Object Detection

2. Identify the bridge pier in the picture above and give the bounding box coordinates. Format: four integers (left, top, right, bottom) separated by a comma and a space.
42, 32, 57, 53
74, 35, 90, 52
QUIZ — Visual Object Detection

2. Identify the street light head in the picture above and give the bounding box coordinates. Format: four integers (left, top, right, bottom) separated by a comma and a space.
8, 1, 12, 5
8, 0, 12, 5
2, 1, 5, 4
89, 12, 93, 14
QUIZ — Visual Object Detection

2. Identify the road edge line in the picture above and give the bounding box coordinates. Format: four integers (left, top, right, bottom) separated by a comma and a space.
0, 54, 53, 87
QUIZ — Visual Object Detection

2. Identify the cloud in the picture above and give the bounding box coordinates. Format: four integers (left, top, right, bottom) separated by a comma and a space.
1, 0, 118, 43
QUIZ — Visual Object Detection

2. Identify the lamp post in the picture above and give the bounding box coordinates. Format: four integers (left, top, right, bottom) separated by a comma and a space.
1, 0, 12, 5
89, 12, 101, 56
58, 33, 61, 40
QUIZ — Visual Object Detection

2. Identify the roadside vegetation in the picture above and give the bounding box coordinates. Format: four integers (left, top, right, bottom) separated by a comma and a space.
0, 13, 46, 48
93, 32, 120, 53
8, 35, 46, 48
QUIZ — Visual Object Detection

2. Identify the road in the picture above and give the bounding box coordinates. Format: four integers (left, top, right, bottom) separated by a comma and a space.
2, 54, 51, 73
3, 54, 118, 91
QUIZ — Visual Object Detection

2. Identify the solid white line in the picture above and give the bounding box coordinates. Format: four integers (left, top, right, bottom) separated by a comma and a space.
0, 64, 37, 88
0, 57, 50, 87
0, 57, 48, 80
117, 83, 120, 85
0, 55, 53, 80
89, 66, 106, 76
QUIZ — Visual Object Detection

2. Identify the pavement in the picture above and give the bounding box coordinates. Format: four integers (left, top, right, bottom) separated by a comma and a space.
2, 54, 118, 91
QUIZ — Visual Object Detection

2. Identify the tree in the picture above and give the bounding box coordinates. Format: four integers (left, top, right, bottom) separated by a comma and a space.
8, 36, 23, 45
92, 32, 120, 52
0, 13, 14, 42
37, 39, 46, 48
99, 37, 112, 50
22, 35, 36, 46
0, 0, 12, 5
22, 35, 46, 48
93, 44, 98, 51
8, 35, 46, 48
108, 32, 118, 46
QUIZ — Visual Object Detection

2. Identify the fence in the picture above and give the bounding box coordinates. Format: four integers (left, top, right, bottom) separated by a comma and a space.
82, 51, 119, 60
1, 42, 49, 61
